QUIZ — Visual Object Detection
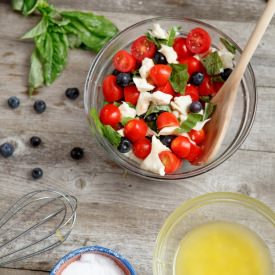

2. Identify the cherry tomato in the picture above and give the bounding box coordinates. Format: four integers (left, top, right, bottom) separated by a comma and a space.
102, 75, 123, 102
124, 85, 140, 105
212, 81, 224, 94
133, 138, 152, 159
179, 56, 203, 76
131, 36, 157, 62
158, 81, 176, 97
156, 112, 179, 130
173, 37, 192, 59
113, 50, 136, 73
186, 28, 211, 54
184, 84, 199, 101
189, 129, 206, 145
185, 143, 202, 162
99, 104, 121, 128
159, 151, 182, 174
149, 65, 172, 87
124, 119, 148, 143
198, 75, 215, 96
171, 136, 191, 158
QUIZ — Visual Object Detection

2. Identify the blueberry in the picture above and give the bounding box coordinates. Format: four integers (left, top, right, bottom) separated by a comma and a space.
153, 52, 167, 64
32, 167, 43, 180
117, 137, 132, 153
65, 88, 80, 100
71, 147, 84, 160
145, 113, 158, 122
34, 100, 46, 113
0, 143, 14, 158
30, 136, 41, 147
190, 101, 202, 113
220, 68, 233, 81
7, 96, 20, 109
112, 69, 120, 76
190, 72, 204, 86
116, 73, 132, 87
160, 135, 176, 147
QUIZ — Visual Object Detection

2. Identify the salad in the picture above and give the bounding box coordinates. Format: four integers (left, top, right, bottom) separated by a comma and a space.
91, 23, 236, 176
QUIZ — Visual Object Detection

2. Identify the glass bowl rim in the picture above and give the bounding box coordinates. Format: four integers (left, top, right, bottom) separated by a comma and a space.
84, 17, 258, 181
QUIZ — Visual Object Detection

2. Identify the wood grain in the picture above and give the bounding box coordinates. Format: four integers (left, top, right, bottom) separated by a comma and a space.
0, 268, 46, 275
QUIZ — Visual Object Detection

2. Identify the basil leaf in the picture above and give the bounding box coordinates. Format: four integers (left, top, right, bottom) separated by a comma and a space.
200, 96, 211, 103
176, 113, 203, 133
49, 10, 70, 26
201, 51, 224, 76
166, 26, 179, 47
169, 64, 189, 94
203, 102, 216, 120
211, 75, 224, 83
220, 37, 237, 54
28, 49, 44, 96
22, 0, 40, 15
145, 31, 162, 48
12, 0, 24, 11
121, 117, 132, 126
67, 33, 82, 48
90, 108, 103, 135
22, 16, 48, 39
145, 104, 171, 118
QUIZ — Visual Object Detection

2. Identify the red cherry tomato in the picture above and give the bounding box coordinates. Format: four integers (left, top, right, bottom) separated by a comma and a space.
99, 104, 121, 128
185, 143, 202, 162
198, 75, 215, 96
102, 75, 123, 102
124, 119, 148, 143
124, 85, 140, 105
189, 129, 206, 145
186, 28, 211, 54
173, 37, 192, 59
171, 136, 191, 158
179, 56, 203, 76
156, 112, 179, 130
212, 81, 224, 94
184, 84, 200, 101
131, 36, 157, 62
133, 138, 152, 159
149, 65, 172, 87
158, 81, 176, 97
159, 151, 182, 174
113, 50, 136, 73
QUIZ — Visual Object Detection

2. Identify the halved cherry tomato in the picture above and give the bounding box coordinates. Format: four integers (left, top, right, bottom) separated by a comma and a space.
189, 129, 206, 145
131, 36, 157, 62
159, 151, 182, 174
156, 112, 179, 130
186, 28, 211, 54
198, 75, 215, 96
158, 81, 176, 97
99, 104, 121, 128
212, 81, 224, 94
179, 56, 203, 76
113, 50, 136, 73
184, 84, 199, 101
124, 85, 140, 105
133, 138, 152, 159
149, 65, 172, 87
185, 143, 202, 162
124, 119, 148, 143
173, 37, 192, 59
171, 136, 191, 158
102, 75, 123, 102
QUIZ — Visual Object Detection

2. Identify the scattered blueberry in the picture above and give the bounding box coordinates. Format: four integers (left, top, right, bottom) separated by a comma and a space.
30, 136, 42, 147
71, 147, 84, 160
112, 69, 120, 76
116, 73, 132, 87
190, 72, 204, 86
190, 101, 203, 113
65, 88, 80, 100
0, 143, 14, 158
160, 135, 176, 147
34, 100, 46, 113
7, 96, 20, 109
32, 167, 43, 180
221, 68, 233, 81
117, 137, 132, 153
145, 113, 158, 122
153, 52, 167, 64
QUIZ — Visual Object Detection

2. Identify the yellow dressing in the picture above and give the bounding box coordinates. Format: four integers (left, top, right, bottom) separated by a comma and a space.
174, 222, 273, 275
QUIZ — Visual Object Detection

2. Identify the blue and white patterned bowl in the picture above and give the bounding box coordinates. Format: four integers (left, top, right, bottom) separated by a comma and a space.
50, 246, 136, 275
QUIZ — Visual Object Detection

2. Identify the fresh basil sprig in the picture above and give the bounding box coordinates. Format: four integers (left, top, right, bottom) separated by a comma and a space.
145, 104, 171, 118
201, 51, 224, 76
203, 102, 216, 121
169, 64, 189, 94
220, 37, 237, 54
176, 113, 203, 133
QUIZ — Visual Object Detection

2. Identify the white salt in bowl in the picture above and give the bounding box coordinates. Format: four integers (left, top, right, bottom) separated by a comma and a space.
50, 246, 136, 275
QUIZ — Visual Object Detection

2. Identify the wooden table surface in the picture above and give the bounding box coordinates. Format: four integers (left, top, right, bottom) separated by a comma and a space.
0, 0, 275, 274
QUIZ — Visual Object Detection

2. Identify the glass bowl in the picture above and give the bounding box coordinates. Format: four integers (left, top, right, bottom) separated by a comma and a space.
84, 17, 257, 180
153, 192, 275, 275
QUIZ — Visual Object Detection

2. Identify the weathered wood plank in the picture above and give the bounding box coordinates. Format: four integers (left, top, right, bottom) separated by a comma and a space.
0, 268, 46, 275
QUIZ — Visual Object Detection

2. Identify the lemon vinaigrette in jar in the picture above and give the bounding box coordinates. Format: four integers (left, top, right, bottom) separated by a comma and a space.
174, 221, 273, 275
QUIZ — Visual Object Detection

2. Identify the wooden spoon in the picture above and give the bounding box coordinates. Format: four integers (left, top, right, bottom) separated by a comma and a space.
195, 0, 275, 165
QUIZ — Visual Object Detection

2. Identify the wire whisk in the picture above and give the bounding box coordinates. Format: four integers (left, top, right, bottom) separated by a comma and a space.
0, 189, 77, 266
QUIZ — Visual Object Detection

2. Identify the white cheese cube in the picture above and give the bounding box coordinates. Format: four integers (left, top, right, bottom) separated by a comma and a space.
151, 23, 168, 39
159, 44, 178, 64
139, 58, 154, 79
171, 95, 192, 116
151, 91, 173, 105
136, 92, 152, 115
219, 50, 234, 69
118, 102, 136, 119
133, 77, 155, 93
158, 126, 178, 136
117, 129, 124, 137
124, 150, 142, 164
